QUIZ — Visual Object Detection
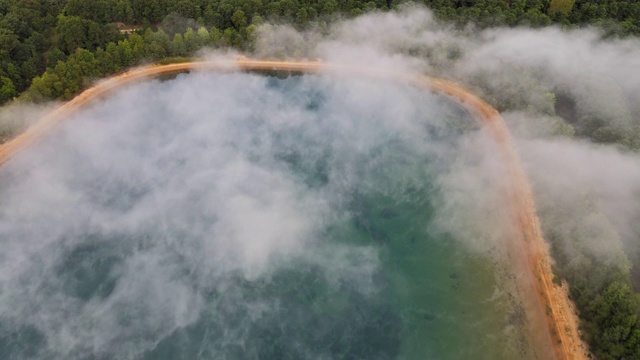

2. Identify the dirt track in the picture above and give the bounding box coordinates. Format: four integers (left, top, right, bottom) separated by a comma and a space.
419, 77, 589, 360
0, 59, 588, 360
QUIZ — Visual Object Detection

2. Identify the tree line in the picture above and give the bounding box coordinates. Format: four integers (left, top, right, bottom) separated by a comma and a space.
2, 0, 640, 106
542, 202, 640, 360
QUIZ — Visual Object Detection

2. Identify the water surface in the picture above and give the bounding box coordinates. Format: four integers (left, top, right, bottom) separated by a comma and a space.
0, 73, 531, 359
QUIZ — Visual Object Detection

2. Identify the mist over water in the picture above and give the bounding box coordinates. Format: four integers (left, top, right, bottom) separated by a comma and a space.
0, 72, 532, 359
0, 4, 637, 358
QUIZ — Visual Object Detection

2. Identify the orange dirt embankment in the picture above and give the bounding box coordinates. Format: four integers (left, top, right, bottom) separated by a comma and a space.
420, 77, 590, 360
0, 59, 588, 360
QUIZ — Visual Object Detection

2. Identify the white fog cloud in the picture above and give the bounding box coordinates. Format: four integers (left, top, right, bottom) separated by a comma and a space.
2, 5, 640, 359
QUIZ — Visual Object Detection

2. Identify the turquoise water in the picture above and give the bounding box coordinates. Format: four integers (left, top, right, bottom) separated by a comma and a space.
0, 73, 530, 359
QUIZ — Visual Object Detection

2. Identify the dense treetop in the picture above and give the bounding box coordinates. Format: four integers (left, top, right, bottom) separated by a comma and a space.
1, 0, 639, 105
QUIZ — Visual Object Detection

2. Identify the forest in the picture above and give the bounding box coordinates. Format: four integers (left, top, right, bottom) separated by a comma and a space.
1, 0, 640, 358
1, 0, 639, 108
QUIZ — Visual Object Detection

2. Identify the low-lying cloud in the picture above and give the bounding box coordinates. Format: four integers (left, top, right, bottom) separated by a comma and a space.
0, 71, 511, 358
251, 3, 640, 268
1, 4, 640, 359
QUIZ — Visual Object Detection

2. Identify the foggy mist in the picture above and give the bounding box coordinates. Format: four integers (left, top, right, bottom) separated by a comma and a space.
1, 4, 640, 359
0, 71, 522, 358
251, 4, 640, 269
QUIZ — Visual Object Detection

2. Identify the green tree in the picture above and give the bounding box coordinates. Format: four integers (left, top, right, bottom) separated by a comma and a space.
56, 15, 89, 53
117, 39, 134, 67
162, 11, 197, 36
47, 47, 67, 68
171, 33, 186, 56
0, 76, 16, 103
588, 282, 640, 359
103, 41, 122, 73
196, 26, 210, 44
128, 32, 146, 59
209, 25, 223, 46
203, 4, 216, 25
183, 27, 200, 52
231, 9, 247, 29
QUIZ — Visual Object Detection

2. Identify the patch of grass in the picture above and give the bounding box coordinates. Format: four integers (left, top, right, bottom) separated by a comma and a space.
156, 56, 194, 65
548, 0, 576, 16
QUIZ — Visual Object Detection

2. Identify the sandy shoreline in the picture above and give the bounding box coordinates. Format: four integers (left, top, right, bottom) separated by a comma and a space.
0, 59, 588, 359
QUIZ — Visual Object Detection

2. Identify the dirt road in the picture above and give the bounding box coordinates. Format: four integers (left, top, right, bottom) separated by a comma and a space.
419, 77, 590, 360
0, 59, 588, 360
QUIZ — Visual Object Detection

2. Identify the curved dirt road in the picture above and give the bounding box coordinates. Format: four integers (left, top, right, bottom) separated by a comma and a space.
0, 59, 588, 360
418, 77, 589, 360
